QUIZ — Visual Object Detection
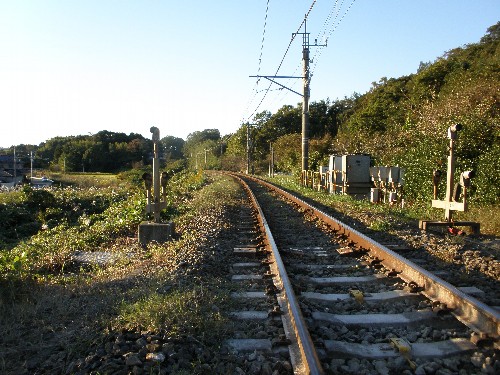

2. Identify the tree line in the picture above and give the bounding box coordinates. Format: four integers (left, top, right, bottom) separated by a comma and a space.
1, 131, 186, 174
2, 22, 498, 203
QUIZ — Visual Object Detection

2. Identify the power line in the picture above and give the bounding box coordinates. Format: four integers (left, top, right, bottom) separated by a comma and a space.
273, 0, 317, 77
317, 0, 341, 38
257, 0, 271, 77
311, 0, 357, 76
244, 0, 318, 123
242, 0, 272, 125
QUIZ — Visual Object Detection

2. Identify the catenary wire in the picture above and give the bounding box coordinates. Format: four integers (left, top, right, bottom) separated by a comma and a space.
311, 0, 356, 76
243, 0, 318, 123
241, 0, 272, 125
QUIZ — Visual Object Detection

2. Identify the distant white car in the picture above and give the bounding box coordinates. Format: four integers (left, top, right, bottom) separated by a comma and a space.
31, 176, 54, 187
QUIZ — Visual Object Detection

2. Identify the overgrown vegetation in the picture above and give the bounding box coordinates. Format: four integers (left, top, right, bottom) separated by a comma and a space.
116, 283, 227, 336
224, 22, 499, 204
0, 172, 238, 374
0, 170, 208, 300
269, 175, 499, 236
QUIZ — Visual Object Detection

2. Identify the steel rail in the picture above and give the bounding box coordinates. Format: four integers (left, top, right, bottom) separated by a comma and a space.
231, 173, 324, 375
243, 175, 499, 344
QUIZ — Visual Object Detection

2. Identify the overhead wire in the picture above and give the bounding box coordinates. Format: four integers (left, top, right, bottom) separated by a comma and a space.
266, 62, 302, 109
244, 0, 318, 123
242, 0, 355, 124
310, 0, 356, 76
316, 0, 341, 43
241, 0, 271, 124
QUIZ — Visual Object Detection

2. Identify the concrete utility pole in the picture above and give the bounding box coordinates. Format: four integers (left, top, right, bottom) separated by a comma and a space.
30, 151, 33, 180
269, 142, 275, 177
293, 17, 326, 172
246, 123, 256, 174
13, 147, 16, 179
250, 17, 325, 179
298, 27, 310, 172
246, 124, 250, 174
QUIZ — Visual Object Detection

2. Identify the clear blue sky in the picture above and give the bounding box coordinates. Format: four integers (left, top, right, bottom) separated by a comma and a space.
0, 0, 498, 148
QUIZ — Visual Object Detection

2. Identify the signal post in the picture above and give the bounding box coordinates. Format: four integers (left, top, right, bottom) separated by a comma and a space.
138, 127, 175, 245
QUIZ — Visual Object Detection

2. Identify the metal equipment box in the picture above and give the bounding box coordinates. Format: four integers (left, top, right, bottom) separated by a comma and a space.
341, 154, 372, 195
342, 155, 371, 183
398, 168, 405, 186
329, 155, 342, 171
378, 166, 389, 182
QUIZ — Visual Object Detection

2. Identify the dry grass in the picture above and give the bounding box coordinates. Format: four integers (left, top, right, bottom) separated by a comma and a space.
461, 205, 500, 237
0, 173, 238, 374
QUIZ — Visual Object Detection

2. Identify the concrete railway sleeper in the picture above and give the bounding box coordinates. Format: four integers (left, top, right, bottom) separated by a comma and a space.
226, 173, 498, 375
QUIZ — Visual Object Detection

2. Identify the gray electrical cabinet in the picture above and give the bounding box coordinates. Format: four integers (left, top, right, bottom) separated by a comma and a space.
341, 154, 372, 195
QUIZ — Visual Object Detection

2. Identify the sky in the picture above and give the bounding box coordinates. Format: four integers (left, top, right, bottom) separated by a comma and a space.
0, 0, 498, 148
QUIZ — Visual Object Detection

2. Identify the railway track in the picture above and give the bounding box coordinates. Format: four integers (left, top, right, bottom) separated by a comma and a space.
224, 173, 499, 375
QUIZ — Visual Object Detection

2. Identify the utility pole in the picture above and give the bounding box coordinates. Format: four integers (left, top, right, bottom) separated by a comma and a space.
246, 124, 256, 174
250, 16, 325, 182
293, 17, 326, 173
296, 24, 310, 172
13, 147, 16, 179
246, 124, 250, 174
30, 151, 34, 180
269, 142, 275, 177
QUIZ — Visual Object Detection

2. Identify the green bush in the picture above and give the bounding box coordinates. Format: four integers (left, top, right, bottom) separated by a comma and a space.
394, 136, 446, 202
472, 143, 500, 204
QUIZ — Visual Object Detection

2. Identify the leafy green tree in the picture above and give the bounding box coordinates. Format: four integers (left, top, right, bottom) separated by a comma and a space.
160, 136, 185, 160
273, 134, 301, 174
480, 21, 500, 45
182, 129, 221, 170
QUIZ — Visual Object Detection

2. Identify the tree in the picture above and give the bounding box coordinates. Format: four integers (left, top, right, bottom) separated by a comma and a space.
273, 134, 301, 174
480, 21, 500, 44
160, 136, 185, 160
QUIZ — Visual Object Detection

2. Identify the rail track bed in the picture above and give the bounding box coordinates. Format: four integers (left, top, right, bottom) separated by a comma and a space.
227, 174, 499, 375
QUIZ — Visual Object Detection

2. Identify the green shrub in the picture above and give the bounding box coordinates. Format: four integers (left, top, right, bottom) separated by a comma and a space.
472, 143, 500, 204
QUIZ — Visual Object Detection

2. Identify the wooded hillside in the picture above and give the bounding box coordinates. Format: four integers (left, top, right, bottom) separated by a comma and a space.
224, 22, 499, 203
